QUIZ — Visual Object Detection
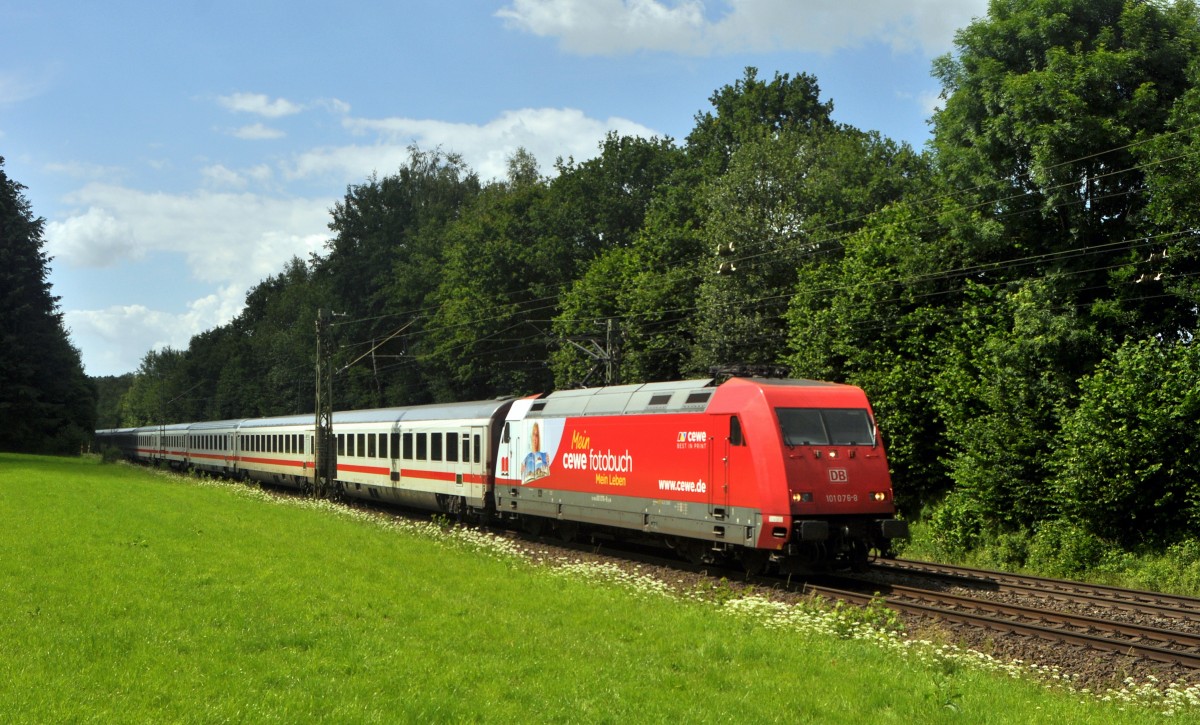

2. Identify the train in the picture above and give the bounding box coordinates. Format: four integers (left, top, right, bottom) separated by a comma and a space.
96, 376, 908, 572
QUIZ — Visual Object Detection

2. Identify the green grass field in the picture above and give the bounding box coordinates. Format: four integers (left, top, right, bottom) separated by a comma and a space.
0, 453, 1192, 723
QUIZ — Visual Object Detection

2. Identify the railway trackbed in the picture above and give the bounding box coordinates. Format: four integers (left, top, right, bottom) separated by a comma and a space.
787, 557, 1200, 670
803, 578, 1200, 669
871, 558, 1200, 622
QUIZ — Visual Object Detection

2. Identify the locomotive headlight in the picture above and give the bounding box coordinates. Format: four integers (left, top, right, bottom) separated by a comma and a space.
871, 491, 887, 502
792, 492, 813, 503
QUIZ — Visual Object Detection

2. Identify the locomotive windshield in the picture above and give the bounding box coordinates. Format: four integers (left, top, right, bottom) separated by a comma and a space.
776, 408, 875, 446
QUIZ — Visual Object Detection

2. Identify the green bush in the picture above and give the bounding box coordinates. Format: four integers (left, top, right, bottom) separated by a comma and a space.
922, 491, 986, 558
1025, 519, 1106, 578
1050, 339, 1200, 548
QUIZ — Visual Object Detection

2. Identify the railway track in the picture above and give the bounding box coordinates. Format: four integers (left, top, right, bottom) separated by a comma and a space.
804, 578, 1200, 669
783, 557, 1200, 670
872, 558, 1200, 622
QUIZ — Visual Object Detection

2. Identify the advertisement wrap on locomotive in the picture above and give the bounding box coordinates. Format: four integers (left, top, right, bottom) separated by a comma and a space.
495, 377, 906, 571
97, 377, 907, 572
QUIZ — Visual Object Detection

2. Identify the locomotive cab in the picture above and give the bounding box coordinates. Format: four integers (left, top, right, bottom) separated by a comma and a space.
716, 378, 908, 570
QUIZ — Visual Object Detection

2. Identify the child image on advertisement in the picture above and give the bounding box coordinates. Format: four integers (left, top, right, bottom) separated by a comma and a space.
522, 421, 550, 483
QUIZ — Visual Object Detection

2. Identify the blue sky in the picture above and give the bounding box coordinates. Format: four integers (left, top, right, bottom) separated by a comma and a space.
0, 0, 987, 377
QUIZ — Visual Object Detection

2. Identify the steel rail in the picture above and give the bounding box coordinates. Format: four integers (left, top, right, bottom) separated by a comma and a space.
874, 558, 1200, 622
804, 582, 1200, 669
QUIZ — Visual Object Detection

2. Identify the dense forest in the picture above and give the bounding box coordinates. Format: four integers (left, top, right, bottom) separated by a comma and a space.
111, 0, 1200, 561
0, 156, 96, 454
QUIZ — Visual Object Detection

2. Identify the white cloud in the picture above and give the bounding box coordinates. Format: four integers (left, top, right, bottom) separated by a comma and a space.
231, 123, 285, 140
917, 89, 942, 116
45, 207, 141, 267
44, 160, 126, 181
217, 92, 303, 117
46, 184, 329, 288
292, 107, 660, 182
50, 185, 330, 375
65, 285, 247, 376
497, 0, 987, 56
200, 164, 245, 188
0, 67, 51, 105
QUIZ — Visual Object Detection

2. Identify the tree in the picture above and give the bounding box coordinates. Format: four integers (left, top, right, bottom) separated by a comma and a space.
548, 134, 687, 386
931, 280, 1105, 529
1051, 339, 1200, 548
92, 374, 134, 429
687, 67, 833, 175
119, 348, 190, 426
691, 125, 926, 373
422, 152, 565, 400
321, 146, 481, 407
931, 0, 1200, 335
0, 157, 96, 453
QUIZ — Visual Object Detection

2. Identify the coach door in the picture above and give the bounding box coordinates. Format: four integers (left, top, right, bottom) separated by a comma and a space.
304, 428, 316, 477
462, 426, 484, 506
390, 424, 401, 484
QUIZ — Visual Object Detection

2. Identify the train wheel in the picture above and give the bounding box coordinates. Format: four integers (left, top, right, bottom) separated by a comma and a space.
521, 516, 546, 537
848, 540, 869, 572
679, 539, 714, 565
737, 549, 770, 575
556, 521, 579, 544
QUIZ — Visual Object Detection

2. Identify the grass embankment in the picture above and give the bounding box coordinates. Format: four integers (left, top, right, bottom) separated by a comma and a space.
0, 453, 1191, 722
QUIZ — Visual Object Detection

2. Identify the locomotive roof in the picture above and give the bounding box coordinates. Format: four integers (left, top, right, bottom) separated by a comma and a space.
524, 378, 717, 417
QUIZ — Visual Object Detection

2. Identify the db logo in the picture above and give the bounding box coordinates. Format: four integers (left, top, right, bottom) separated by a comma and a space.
828, 469, 849, 483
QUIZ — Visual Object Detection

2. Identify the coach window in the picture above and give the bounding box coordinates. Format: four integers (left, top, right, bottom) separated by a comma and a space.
356, 433, 365, 458
473, 434, 481, 463
416, 432, 427, 461
431, 433, 443, 461
390, 433, 400, 459
298, 435, 304, 455
367, 433, 376, 458
462, 436, 470, 463
402, 432, 413, 460
377, 433, 387, 459
730, 416, 745, 446
337, 433, 345, 456
347, 434, 356, 457
446, 432, 459, 463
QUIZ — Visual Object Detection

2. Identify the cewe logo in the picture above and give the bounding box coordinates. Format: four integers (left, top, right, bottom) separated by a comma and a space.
677, 431, 706, 443
828, 468, 849, 483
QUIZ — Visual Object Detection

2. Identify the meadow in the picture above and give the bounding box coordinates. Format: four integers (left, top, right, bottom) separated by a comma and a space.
0, 453, 1193, 723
